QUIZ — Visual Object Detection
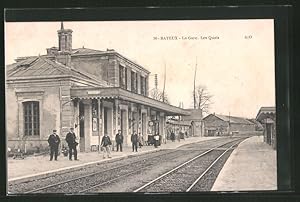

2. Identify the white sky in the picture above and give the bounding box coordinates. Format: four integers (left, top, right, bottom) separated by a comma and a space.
5, 20, 275, 118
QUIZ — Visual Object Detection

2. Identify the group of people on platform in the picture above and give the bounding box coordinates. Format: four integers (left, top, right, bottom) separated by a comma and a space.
47, 128, 161, 161
169, 130, 188, 142
47, 127, 78, 161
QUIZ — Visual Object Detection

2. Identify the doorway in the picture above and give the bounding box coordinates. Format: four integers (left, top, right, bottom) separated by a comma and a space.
104, 107, 108, 135
121, 110, 128, 145
103, 107, 113, 138
79, 102, 85, 152
142, 113, 146, 141
208, 129, 216, 136
132, 112, 138, 133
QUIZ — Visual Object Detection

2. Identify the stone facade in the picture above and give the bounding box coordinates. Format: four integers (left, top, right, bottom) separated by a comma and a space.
6, 23, 188, 153
181, 109, 204, 137
6, 79, 67, 153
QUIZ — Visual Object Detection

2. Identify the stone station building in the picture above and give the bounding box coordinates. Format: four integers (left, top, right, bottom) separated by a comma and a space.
6, 23, 189, 153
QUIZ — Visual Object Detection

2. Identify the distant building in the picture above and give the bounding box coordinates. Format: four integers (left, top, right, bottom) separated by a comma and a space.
202, 113, 256, 136
181, 109, 204, 137
6, 23, 190, 153
256, 107, 276, 149
246, 118, 264, 131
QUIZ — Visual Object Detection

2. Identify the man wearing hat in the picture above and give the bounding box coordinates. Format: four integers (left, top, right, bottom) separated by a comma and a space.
66, 127, 78, 161
48, 129, 61, 161
115, 129, 123, 152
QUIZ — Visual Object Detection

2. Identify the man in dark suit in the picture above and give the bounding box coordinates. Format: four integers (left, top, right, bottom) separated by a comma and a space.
66, 127, 78, 161
48, 129, 60, 161
115, 129, 123, 152
131, 130, 138, 152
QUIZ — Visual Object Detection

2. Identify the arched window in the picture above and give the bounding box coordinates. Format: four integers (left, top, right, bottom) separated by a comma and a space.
23, 101, 40, 136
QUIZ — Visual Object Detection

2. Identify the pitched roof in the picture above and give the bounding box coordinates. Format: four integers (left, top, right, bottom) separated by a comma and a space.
7, 56, 68, 77
14, 47, 151, 75
182, 109, 203, 120
204, 114, 254, 125
6, 56, 109, 86
70, 47, 151, 74
71, 48, 104, 55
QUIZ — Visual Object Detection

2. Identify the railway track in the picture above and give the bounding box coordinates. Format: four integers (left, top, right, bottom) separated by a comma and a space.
133, 138, 246, 192
9, 137, 245, 193
22, 149, 188, 193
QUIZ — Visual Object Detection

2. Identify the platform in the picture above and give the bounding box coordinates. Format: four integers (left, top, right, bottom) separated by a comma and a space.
8, 136, 218, 181
211, 135, 277, 191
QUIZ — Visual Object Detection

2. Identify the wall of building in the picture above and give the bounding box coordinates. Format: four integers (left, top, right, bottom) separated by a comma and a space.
182, 109, 203, 137
203, 116, 229, 136
71, 55, 117, 86
78, 99, 163, 150
192, 121, 204, 137
6, 80, 65, 154
116, 57, 149, 96
203, 115, 256, 136
71, 54, 150, 93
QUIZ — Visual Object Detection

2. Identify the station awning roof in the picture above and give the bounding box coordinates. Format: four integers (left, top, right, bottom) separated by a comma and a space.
70, 87, 191, 116
166, 119, 192, 126
256, 107, 276, 122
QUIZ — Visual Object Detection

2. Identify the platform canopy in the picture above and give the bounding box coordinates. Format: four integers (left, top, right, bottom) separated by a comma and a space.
256, 107, 276, 122
70, 87, 191, 116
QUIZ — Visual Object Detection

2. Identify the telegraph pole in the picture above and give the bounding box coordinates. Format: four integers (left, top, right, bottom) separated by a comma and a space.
162, 62, 166, 103
228, 112, 231, 136
193, 57, 197, 109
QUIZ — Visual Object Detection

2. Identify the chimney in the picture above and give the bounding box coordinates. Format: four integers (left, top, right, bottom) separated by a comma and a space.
46, 47, 58, 56
56, 22, 72, 66
57, 22, 72, 52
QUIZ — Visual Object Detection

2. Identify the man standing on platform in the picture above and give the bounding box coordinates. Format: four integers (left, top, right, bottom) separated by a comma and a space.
66, 127, 78, 161
101, 133, 112, 159
131, 130, 138, 152
154, 132, 160, 148
48, 129, 60, 161
115, 129, 123, 152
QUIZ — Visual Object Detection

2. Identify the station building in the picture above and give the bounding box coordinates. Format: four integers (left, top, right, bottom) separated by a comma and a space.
6, 23, 189, 153
202, 113, 256, 136
256, 107, 276, 149
181, 109, 204, 137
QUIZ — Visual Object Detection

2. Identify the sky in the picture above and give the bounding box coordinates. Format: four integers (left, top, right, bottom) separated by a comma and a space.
5, 20, 275, 118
